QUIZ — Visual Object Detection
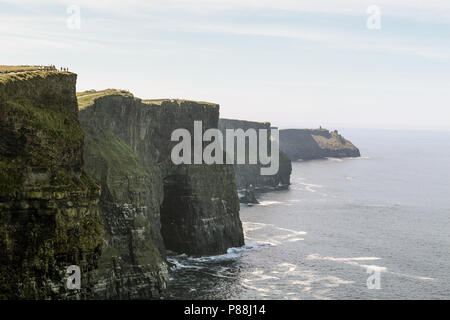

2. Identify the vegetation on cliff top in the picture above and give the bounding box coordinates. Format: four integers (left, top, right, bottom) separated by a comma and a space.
143, 98, 218, 107
77, 89, 134, 110
77, 88, 219, 113
0, 65, 41, 73
0, 72, 67, 86
311, 130, 358, 151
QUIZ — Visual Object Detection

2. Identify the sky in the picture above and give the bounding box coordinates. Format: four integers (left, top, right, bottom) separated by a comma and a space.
1, 0, 450, 130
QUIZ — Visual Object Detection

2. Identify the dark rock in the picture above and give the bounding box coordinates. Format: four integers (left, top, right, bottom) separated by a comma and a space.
238, 187, 259, 204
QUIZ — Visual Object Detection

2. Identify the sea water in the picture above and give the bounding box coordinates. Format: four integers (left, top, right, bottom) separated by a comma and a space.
164, 129, 450, 299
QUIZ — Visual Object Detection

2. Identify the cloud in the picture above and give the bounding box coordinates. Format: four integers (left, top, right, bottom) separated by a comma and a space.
1, 0, 450, 59
3, 0, 450, 19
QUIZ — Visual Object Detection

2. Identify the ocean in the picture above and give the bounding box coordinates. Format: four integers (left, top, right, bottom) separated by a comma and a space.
164, 129, 450, 300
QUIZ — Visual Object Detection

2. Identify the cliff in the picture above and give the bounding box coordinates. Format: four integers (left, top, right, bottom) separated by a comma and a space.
218, 119, 292, 202
279, 129, 360, 161
79, 91, 244, 298
0, 69, 103, 299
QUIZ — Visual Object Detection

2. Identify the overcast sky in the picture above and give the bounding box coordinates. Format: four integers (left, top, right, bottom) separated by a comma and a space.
1, 0, 450, 130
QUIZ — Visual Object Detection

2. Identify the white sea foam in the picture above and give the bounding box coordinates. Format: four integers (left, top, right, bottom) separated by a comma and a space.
240, 261, 353, 299
306, 254, 434, 281
258, 200, 284, 206
298, 182, 323, 192
167, 241, 271, 270
326, 157, 344, 162
243, 222, 307, 246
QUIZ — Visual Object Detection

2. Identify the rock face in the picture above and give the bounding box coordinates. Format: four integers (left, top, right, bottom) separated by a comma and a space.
0, 70, 103, 299
279, 129, 360, 161
218, 119, 292, 203
79, 92, 244, 298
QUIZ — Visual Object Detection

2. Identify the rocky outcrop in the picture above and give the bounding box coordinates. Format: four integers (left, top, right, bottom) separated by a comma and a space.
218, 119, 292, 203
279, 129, 360, 161
79, 92, 244, 298
0, 70, 103, 299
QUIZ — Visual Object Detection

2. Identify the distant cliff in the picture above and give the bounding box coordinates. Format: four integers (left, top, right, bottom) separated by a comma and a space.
79, 91, 244, 298
0, 69, 103, 299
279, 129, 360, 161
218, 119, 292, 203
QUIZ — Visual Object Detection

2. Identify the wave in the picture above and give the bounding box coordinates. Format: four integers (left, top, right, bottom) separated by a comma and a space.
258, 200, 284, 206
325, 156, 371, 162
297, 182, 323, 192
355, 156, 371, 160
243, 222, 307, 246
306, 254, 434, 281
167, 242, 271, 270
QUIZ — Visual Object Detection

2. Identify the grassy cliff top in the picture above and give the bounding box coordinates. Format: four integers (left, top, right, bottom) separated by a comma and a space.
77, 89, 218, 110
220, 118, 271, 127
312, 132, 357, 150
77, 89, 134, 110
143, 98, 218, 107
0, 66, 72, 84
0, 65, 42, 73
280, 128, 330, 133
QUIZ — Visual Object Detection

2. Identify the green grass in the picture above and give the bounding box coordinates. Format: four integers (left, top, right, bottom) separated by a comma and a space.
84, 128, 149, 178
0, 156, 24, 195
77, 89, 134, 110
0, 69, 70, 85
0, 65, 42, 73
312, 132, 356, 150
143, 98, 218, 107
4, 97, 83, 146
77, 89, 218, 110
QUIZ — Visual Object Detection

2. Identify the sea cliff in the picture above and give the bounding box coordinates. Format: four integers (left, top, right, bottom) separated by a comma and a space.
79, 91, 244, 298
218, 119, 292, 203
0, 69, 103, 299
279, 129, 360, 161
